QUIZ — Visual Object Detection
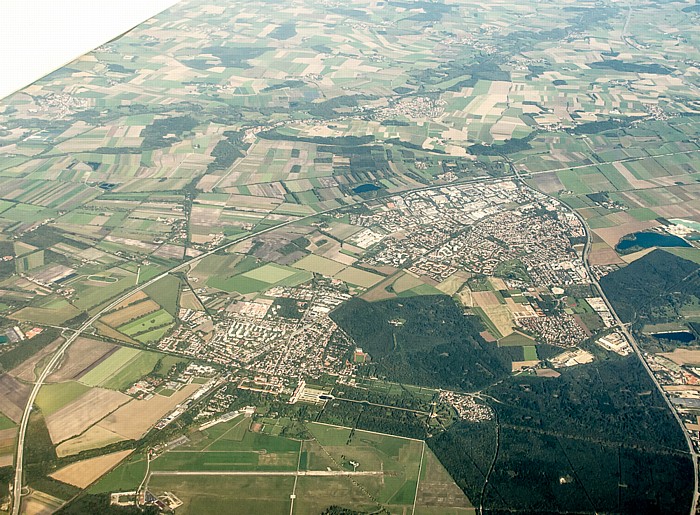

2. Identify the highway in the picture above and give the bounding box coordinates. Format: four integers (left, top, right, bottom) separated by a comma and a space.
9, 201, 362, 515
9, 172, 514, 514
11, 163, 700, 513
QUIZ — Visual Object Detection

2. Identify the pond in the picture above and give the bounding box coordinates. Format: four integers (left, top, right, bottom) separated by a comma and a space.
616, 231, 691, 251
352, 183, 381, 194
652, 331, 696, 343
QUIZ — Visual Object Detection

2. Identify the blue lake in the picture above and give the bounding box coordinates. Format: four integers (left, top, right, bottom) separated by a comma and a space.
652, 331, 696, 343
353, 183, 381, 194
616, 231, 691, 251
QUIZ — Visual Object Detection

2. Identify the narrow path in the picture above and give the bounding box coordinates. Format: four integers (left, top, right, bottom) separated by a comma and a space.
410, 441, 426, 515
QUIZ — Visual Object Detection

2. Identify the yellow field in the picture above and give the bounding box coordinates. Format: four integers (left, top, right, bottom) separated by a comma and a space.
46, 387, 131, 444
660, 349, 700, 366
179, 290, 204, 311
436, 271, 471, 295
334, 267, 383, 288
293, 254, 346, 276
96, 384, 199, 440
108, 291, 148, 311
101, 299, 160, 327
56, 425, 125, 457
392, 272, 424, 294
51, 449, 133, 488
592, 220, 659, 247
0, 428, 16, 456
22, 491, 63, 515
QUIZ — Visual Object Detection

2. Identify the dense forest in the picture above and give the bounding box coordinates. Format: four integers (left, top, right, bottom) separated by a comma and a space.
330, 295, 512, 390
429, 356, 693, 514
600, 249, 700, 324
330, 286, 695, 513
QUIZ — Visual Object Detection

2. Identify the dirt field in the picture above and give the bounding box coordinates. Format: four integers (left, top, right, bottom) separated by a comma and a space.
108, 291, 148, 311
0, 454, 12, 467
21, 491, 63, 515
56, 425, 125, 457
10, 337, 64, 383
471, 291, 500, 307
592, 220, 660, 247
47, 337, 117, 383
436, 271, 471, 295
530, 172, 564, 194
46, 387, 131, 444
588, 242, 625, 266
51, 449, 133, 488
96, 384, 199, 440
95, 321, 138, 344
512, 360, 541, 372
0, 374, 31, 423
101, 299, 160, 327
660, 349, 700, 366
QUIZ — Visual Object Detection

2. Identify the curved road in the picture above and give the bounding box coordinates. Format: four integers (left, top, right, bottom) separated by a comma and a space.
10, 202, 351, 514
13, 166, 699, 514
512, 164, 700, 515
10, 173, 511, 514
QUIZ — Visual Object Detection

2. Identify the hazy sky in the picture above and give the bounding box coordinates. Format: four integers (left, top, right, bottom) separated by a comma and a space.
0, 0, 179, 100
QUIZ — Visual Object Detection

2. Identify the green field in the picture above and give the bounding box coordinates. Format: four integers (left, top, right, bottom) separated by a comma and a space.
89, 453, 149, 494
78, 347, 141, 386
523, 346, 538, 361
146, 421, 432, 513
133, 325, 172, 344
147, 475, 294, 515
77, 346, 161, 389
35, 381, 91, 416
144, 274, 181, 316
102, 350, 163, 390
293, 254, 346, 276
0, 412, 15, 430
118, 309, 174, 337
208, 275, 269, 294
306, 422, 351, 446
242, 263, 296, 283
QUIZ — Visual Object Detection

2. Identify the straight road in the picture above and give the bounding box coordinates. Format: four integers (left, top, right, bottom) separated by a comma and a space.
10, 172, 516, 514
149, 470, 384, 477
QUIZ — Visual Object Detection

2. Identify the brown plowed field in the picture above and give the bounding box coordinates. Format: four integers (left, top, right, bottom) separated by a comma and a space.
47, 337, 117, 382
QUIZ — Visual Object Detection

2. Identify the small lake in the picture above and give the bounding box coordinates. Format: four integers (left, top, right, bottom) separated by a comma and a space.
652, 331, 696, 343
616, 231, 691, 251
353, 183, 381, 194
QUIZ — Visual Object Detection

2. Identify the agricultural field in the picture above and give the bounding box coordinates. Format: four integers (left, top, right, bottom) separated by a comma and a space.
50, 450, 133, 489
1, 0, 700, 513
143, 420, 466, 515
